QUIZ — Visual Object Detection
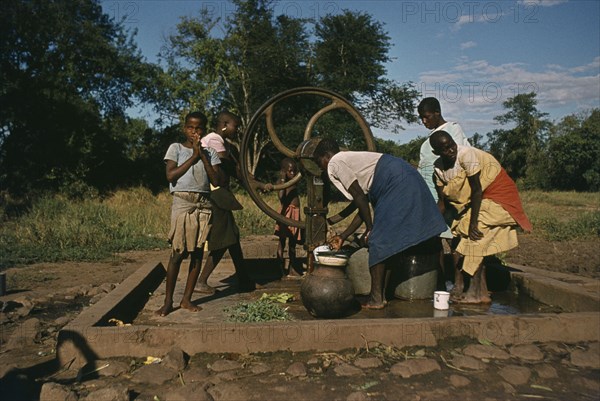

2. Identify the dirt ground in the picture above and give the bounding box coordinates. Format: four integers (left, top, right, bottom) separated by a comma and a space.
0, 235, 598, 400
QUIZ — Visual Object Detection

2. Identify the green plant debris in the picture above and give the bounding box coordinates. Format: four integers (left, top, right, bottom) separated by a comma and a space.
224, 298, 294, 323
259, 292, 294, 303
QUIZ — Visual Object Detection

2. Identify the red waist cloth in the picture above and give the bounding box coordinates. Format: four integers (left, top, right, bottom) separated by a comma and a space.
483, 168, 533, 232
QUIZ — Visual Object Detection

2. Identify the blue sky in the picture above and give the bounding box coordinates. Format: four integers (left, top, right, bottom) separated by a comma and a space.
101, 0, 600, 143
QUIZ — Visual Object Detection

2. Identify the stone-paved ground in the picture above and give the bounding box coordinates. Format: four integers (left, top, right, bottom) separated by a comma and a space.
2, 323, 599, 401
1, 247, 599, 400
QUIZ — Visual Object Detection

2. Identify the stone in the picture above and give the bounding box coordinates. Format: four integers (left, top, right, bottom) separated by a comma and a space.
78, 359, 129, 378
89, 294, 104, 304
534, 364, 558, 379
167, 382, 212, 401
163, 347, 188, 371
334, 363, 364, 377
451, 355, 487, 371
207, 383, 248, 401
215, 370, 239, 381
286, 361, 307, 377
449, 374, 470, 387
130, 364, 177, 385
570, 349, 600, 369
39, 382, 78, 401
509, 344, 544, 362
98, 282, 116, 293
498, 365, 531, 386
53, 316, 71, 327
6, 318, 41, 349
354, 357, 383, 369
463, 344, 510, 360
182, 366, 210, 383
390, 358, 441, 378
11, 298, 34, 318
208, 359, 242, 372
80, 384, 129, 401
542, 342, 569, 356
347, 391, 368, 401
249, 362, 271, 375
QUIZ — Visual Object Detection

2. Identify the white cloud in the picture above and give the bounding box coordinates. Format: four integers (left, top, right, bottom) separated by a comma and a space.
460, 41, 477, 50
415, 56, 600, 136
517, 0, 568, 7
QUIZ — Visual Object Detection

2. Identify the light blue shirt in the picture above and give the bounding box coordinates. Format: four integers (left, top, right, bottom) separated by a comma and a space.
418, 122, 470, 201
164, 143, 220, 193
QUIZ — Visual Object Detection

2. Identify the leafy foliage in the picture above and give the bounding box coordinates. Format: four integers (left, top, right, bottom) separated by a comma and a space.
486, 93, 551, 181
224, 297, 293, 322
0, 0, 158, 195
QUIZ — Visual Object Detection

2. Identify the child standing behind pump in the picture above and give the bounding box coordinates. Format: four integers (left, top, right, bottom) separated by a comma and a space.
156, 111, 223, 317
274, 158, 304, 279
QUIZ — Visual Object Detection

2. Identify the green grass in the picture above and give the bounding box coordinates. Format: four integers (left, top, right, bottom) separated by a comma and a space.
0, 189, 598, 269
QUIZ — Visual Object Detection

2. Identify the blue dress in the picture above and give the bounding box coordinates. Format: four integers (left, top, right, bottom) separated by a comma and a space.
367, 155, 446, 267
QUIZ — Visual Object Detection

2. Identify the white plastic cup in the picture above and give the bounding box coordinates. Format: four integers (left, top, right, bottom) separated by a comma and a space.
433, 308, 449, 318
433, 290, 450, 310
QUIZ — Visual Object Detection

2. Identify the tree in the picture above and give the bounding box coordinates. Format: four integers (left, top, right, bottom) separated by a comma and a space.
486, 92, 551, 181
0, 0, 157, 196
546, 109, 600, 191
313, 11, 418, 133
156, 2, 419, 176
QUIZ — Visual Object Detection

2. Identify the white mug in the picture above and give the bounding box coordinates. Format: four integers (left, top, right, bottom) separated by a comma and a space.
434, 291, 450, 310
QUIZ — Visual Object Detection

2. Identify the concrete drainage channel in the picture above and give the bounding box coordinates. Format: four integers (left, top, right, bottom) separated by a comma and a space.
57, 258, 600, 368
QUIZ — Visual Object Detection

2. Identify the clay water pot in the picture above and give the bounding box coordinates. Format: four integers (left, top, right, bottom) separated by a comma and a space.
300, 263, 357, 318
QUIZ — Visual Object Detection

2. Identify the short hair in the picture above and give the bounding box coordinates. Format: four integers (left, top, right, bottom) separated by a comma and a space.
429, 130, 454, 149
417, 97, 441, 114
185, 111, 208, 126
280, 157, 297, 170
313, 138, 340, 160
216, 110, 241, 125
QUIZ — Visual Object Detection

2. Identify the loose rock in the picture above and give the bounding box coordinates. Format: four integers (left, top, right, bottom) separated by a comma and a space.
570, 348, 600, 369
39, 382, 78, 401
163, 347, 188, 371
390, 358, 441, 378
334, 363, 364, 377
286, 361, 307, 377
498, 365, 531, 386
353, 357, 383, 369
208, 359, 242, 372
509, 344, 544, 361
451, 355, 487, 371
463, 344, 510, 360
449, 374, 470, 387
80, 384, 129, 401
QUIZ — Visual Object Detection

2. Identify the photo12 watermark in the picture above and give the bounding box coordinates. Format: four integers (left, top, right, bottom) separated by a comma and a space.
399, 1, 541, 24
418, 81, 540, 104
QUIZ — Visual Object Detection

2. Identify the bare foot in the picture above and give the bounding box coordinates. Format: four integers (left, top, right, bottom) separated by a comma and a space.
179, 300, 202, 312
195, 284, 216, 295
361, 301, 386, 310
450, 286, 463, 298
155, 303, 174, 317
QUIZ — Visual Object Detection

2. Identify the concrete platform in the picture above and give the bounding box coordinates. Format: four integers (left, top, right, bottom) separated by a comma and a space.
57, 237, 600, 367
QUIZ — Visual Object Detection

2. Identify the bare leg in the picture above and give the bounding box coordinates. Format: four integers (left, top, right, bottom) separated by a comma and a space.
156, 250, 185, 316
229, 242, 255, 292
197, 248, 227, 295
455, 264, 491, 304
179, 249, 203, 311
362, 263, 386, 309
451, 252, 464, 298
286, 237, 303, 277
276, 235, 287, 276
